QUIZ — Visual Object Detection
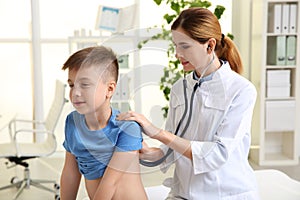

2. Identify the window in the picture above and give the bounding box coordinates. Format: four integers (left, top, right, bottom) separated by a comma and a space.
0, 0, 232, 151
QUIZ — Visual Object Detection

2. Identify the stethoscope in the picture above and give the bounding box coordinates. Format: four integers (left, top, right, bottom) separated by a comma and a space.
140, 52, 216, 167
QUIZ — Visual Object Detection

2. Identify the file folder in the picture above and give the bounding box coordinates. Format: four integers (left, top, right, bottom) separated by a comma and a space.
289, 4, 297, 33
120, 74, 130, 100
120, 102, 131, 112
112, 80, 121, 101
118, 55, 129, 69
286, 36, 296, 65
276, 36, 286, 65
268, 4, 282, 33
267, 36, 286, 65
281, 4, 289, 34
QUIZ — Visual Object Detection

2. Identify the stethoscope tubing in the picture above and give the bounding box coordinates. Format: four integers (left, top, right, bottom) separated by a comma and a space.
140, 53, 215, 167
140, 79, 198, 167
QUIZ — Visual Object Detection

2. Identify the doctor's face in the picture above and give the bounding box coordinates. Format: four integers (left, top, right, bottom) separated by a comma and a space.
172, 28, 211, 72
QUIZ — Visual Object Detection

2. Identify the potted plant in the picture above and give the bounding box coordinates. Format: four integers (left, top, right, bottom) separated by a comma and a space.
139, 0, 230, 117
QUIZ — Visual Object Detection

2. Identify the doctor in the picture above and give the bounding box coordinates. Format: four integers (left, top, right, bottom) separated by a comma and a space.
117, 7, 260, 200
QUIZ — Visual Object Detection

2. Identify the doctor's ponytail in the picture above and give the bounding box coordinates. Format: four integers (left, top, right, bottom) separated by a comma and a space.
217, 34, 243, 74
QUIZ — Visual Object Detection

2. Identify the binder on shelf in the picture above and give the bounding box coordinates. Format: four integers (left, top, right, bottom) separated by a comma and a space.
120, 102, 131, 112
120, 74, 130, 100
118, 55, 129, 69
267, 36, 286, 65
111, 102, 131, 112
286, 36, 296, 65
112, 82, 121, 101
276, 36, 286, 65
281, 4, 290, 34
268, 4, 282, 33
289, 4, 297, 33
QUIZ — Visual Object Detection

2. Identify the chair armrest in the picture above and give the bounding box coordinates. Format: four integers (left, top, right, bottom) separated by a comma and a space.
14, 128, 53, 140
13, 129, 56, 157
9, 118, 45, 127
9, 118, 45, 138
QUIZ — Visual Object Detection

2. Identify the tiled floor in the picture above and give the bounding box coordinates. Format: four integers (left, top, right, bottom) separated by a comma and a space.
0, 154, 299, 200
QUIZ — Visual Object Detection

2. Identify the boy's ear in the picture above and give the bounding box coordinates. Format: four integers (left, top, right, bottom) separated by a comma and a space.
106, 81, 116, 98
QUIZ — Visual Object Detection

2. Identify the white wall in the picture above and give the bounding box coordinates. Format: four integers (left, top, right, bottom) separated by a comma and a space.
0, 0, 233, 152
232, 0, 260, 147
0, 0, 170, 151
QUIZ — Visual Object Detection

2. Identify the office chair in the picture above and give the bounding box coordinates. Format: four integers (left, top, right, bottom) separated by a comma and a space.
0, 80, 68, 200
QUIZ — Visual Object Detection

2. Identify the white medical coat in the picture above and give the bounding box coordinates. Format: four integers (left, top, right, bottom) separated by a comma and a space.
162, 62, 260, 200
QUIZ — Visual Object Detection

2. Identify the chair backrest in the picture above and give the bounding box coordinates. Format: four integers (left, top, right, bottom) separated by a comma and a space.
45, 80, 67, 132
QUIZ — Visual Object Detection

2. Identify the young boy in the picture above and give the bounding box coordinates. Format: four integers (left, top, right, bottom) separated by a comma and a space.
60, 46, 148, 200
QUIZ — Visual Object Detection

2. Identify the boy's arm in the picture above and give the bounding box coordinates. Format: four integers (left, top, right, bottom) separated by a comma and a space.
92, 150, 140, 200
60, 151, 82, 200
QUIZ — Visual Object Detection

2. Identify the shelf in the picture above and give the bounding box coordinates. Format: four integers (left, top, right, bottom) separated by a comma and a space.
264, 130, 295, 133
265, 97, 295, 100
250, 148, 298, 166
69, 35, 137, 44
266, 32, 297, 36
250, 0, 300, 166
261, 153, 298, 165
265, 153, 294, 161
266, 65, 296, 69
267, 0, 299, 3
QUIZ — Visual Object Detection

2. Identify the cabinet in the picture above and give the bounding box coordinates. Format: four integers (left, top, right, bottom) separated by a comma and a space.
250, 0, 300, 165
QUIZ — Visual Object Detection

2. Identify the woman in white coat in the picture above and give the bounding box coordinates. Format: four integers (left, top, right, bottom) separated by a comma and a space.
117, 7, 260, 200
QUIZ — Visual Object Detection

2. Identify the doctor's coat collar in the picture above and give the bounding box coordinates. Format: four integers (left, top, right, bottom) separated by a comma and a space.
185, 61, 231, 110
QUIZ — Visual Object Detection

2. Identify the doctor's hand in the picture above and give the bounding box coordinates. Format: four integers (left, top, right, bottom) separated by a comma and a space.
116, 111, 162, 138
139, 141, 164, 161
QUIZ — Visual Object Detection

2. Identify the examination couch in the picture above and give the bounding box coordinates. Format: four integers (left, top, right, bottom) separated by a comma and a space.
145, 169, 300, 200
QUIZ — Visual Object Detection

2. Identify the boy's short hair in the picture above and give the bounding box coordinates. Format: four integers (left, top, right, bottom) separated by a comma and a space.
62, 46, 119, 83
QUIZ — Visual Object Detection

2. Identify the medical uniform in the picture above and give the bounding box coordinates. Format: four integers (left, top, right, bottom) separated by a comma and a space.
163, 61, 260, 199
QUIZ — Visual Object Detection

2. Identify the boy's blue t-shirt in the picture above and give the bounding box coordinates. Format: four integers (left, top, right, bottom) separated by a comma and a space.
63, 108, 143, 180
